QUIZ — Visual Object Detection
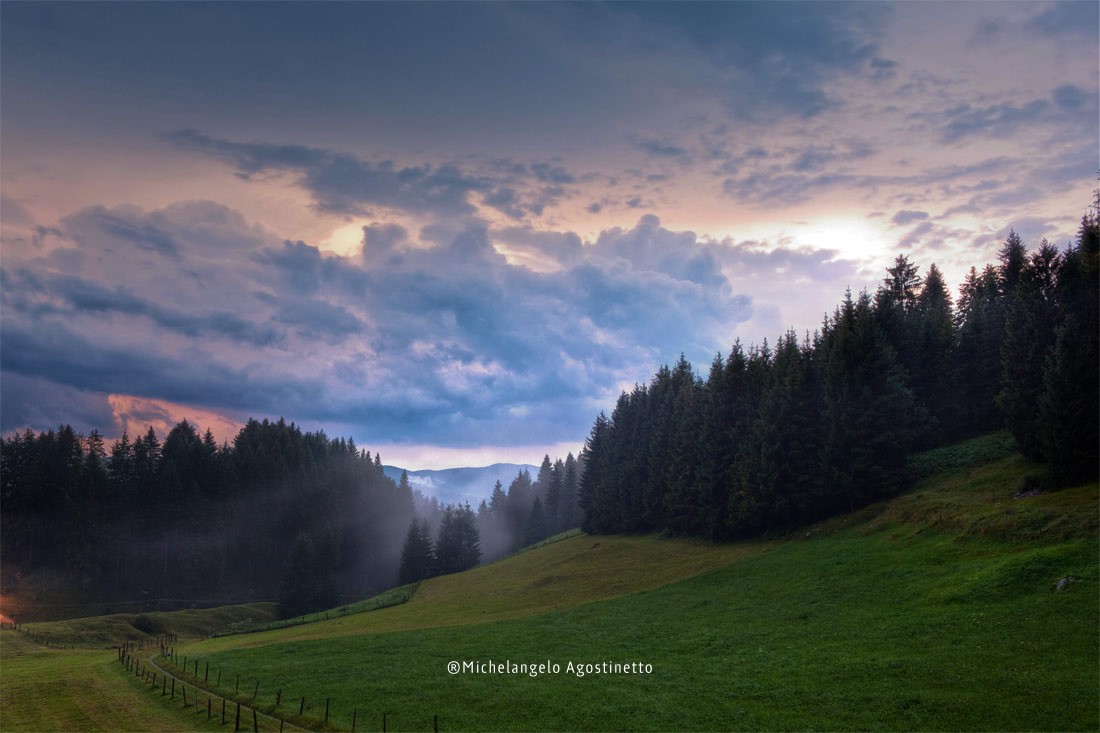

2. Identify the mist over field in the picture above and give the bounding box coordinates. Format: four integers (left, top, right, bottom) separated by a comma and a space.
0, 4, 1097, 731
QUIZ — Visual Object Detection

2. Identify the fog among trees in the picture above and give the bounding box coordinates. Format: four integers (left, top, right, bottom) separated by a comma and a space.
3, 200, 1096, 619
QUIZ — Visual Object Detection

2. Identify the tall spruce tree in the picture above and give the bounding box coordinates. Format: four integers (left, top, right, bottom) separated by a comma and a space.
435, 504, 481, 575
398, 518, 435, 584
579, 413, 612, 533
821, 290, 918, 510
954, 264, 1004, 434
997, 240, 1061, 458
913, 263, 958, 441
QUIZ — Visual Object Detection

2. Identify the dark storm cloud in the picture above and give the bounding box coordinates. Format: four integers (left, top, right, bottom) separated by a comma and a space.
1, 268, 279, 346
937, 84, 1097, 143
169, 130, 582, 222
941, 99, 1050, 143
617, 1, 895, 120
167, 130, 487, 218
0, 318, 319, 413
0, 372, 117, 437
272, 298, 363, 341
1, 201, 756, 447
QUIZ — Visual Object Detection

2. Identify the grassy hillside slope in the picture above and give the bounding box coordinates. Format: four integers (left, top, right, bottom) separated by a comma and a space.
13, 603, 280, 648
195, 532, 769, 652
160, 434, 1097, 732
0, 629, 228, 732
4, 434, 1097, 731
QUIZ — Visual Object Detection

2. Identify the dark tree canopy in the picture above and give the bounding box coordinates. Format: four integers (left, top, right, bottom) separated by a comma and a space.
577, 202, 1099, 540
1, 418, 415, 618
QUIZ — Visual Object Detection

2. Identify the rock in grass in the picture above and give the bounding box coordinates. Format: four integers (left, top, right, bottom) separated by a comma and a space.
1054, 576, 1080, 592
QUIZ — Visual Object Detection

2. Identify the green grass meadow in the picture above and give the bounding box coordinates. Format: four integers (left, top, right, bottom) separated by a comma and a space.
0, 630, 231, 732
3, 434, 1097, 731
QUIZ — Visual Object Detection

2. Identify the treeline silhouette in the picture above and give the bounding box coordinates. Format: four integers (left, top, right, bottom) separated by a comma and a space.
1, 417, 415, 617
397, 453, 583, 584
579, 202, 1099, 539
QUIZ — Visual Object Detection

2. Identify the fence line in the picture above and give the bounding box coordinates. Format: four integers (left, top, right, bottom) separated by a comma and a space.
141, 648, 312, 732
144, 644, 442, 732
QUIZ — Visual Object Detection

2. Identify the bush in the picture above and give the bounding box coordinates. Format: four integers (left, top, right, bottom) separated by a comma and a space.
131, 613, 163, 635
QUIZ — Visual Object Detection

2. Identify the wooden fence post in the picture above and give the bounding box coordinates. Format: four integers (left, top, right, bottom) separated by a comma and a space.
352, 708, 357, 732
222, 699, 226, 724
235, 702, 241, 732
252, 708, 259, 733
236, 673, 240, 693
253, 680, 260, 700
208, 698, 212, 719
325, 697, 330, 723
205, 661, 209, 682
434, 714, 439, 733
383, 712, 387, 733
299, 696, 305, 716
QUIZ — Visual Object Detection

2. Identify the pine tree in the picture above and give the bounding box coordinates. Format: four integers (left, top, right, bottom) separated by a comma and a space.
435, 504, 481, 575
278, 531, 319, 618
731, 331, 824, 535
398, 518, 434, 584
488, 480, 507, 516
545, 459, 565, 533
997, 230, 1028, 297
873, 255, 922, 382
1038, 314, 1099, 484
534, 455, 553, 498
1037, 203, 1100, 483
821, 290, 918, 511
913, 263, 957, 442
505, 470, 533, 550
997, 242, 1061, 458
663, 356, 705, 535
954, 265, 1004, 434
525, 496, 550, 545
579, 413, 611, 534
561, 453, 579, 531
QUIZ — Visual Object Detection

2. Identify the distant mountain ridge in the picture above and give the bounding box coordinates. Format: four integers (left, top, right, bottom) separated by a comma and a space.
382, 463, 538, 506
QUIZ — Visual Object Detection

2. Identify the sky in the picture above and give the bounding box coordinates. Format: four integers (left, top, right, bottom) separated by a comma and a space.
1, 1, 1096, 470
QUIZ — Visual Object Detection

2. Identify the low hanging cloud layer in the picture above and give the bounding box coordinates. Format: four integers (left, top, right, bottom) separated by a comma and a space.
4, 199, 852, 448
2, 1, 1096, 463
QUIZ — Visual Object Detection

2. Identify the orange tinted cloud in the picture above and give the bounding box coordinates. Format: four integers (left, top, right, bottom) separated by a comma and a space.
107, 394, 243, 445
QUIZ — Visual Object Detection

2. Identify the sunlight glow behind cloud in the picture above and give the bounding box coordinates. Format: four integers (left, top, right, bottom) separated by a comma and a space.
1, 1, 1095, 467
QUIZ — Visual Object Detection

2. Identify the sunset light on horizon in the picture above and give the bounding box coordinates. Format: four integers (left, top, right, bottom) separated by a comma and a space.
2, 1, 1096, 469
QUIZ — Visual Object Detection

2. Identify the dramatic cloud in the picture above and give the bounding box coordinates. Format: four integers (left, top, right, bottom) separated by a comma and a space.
0, 202, 761, 448
615, 1, 896, 120
167, 130, 488, 218
2, 1, 1095, 464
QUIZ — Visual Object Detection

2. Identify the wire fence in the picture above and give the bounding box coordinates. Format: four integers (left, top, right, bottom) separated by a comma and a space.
123, 644, 443, 732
